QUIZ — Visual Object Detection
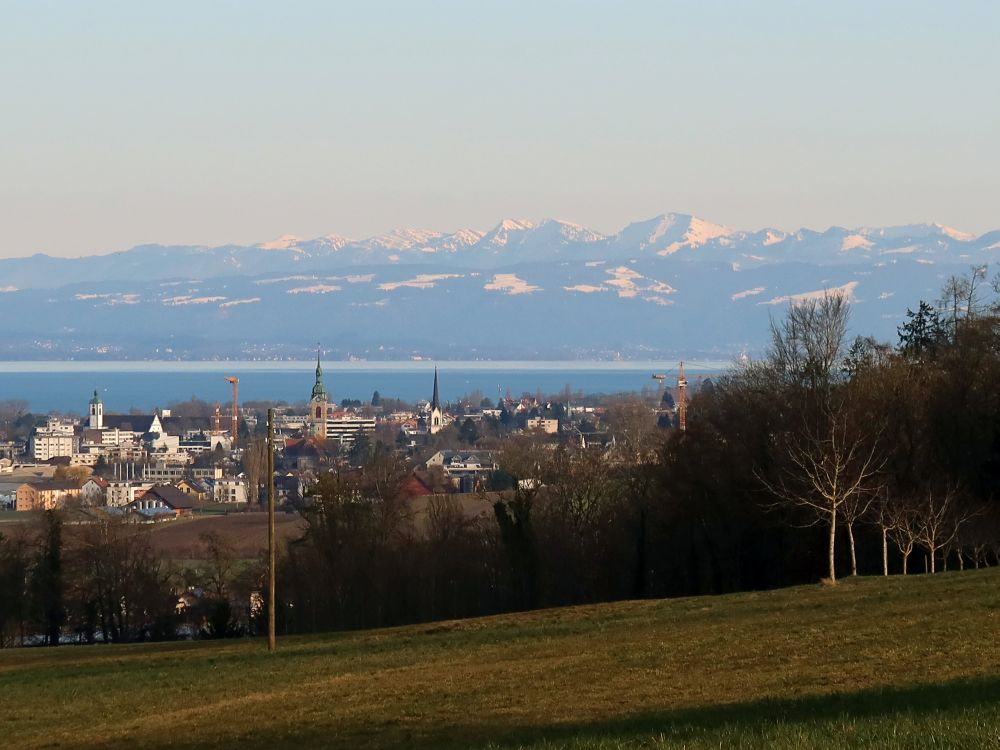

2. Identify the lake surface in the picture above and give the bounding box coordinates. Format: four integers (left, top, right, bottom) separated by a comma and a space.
0, 360, 731, 414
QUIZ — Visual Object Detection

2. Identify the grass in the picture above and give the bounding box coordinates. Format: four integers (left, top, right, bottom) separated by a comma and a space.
2, 570, 999, 749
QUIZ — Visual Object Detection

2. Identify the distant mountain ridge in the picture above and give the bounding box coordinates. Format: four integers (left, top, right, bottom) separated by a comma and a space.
1, 213, 996, 291
0, 213, 995, 361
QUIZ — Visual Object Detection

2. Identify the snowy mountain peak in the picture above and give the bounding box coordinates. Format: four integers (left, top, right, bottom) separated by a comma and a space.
497, 218, 536, 232
449, 228, 486, 245
859, 223, 978, 242
685, 216, 733, 246
310, 234, 352, 251
933, 223, 976, 242
478, 219, 539, 248
535, 218, 606, 243
257, 234, 304, 250
364, 228, 446, 251
611, 213, 733, 255
435, 228, 486, 253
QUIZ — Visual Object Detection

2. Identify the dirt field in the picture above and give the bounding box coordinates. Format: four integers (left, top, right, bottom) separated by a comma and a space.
146, 511, 307, 559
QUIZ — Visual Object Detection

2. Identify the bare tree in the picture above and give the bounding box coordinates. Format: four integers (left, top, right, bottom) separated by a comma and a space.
886, 497, 920, 575
840, 483, 875, 577
66, 517, 170, 642
605, 398, 658, 465
939, 265, 988, 342
870, 492, 894, 577
911, 485, 977, 574
759, 405, 883, 584
242, 438, 269, 508
769, 292, 850, 395
198, 531, 237, 598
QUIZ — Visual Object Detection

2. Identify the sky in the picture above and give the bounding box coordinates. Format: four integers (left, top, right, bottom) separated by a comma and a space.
1, 0, 998, 258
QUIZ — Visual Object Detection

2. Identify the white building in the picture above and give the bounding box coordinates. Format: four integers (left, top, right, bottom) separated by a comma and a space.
213, 477, 248, 504
326, 415, 376, 447
106, 480, 153, 508
32, 421, 79, 461
526, 418, 559, 434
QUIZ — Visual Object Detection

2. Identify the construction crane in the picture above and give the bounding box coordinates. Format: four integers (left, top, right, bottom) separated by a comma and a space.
651, 373, 667, 386
224, 376, 239, 447
677, 361, 688, 433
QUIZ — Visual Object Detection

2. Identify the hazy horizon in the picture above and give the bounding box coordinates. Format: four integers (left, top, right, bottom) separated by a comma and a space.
2, 1, 998, 259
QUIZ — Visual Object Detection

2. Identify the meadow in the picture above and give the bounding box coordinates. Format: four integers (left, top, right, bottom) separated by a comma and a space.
2, 569, 999, 749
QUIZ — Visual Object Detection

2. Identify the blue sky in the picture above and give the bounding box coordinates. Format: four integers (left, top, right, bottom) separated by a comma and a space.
1, 1, 998, 257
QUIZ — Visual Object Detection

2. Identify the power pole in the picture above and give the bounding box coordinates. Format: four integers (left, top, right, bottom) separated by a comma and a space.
267, 408, 276, 652
677, 361, 687, 432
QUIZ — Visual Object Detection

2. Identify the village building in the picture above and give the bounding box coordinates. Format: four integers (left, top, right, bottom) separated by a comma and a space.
424, 449, 498, 491
127, 484, 201, 518
15, 480, 82, 511
80, 476, 109, 505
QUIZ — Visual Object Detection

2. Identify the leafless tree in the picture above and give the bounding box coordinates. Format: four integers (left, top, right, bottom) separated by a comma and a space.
242, 438, 269, 508
911, 485, 977, 574
65, 517, 170, 642
886, 497, 920, 575
768, 292, 850, 395
759, 405, 884, 583
605, 398, 658, 465
540, 445, 613, 540
940, 264, 988, 341
198, 530, 237, 598
870, 492, 895, 577
840, 482, 876, 577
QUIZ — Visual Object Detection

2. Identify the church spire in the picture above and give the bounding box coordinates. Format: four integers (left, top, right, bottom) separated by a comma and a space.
311, 347, 328, 401
431, 366, 440, 411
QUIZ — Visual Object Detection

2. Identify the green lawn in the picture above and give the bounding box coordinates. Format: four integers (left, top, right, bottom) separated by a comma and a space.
2, 570, 1000, 749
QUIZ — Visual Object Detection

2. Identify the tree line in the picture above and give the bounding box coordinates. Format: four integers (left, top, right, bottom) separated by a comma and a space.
279, 267, 1000, 633
0, 513, 262, 647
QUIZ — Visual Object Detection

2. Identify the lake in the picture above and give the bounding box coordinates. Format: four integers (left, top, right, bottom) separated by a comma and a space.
0, 360, 731, 414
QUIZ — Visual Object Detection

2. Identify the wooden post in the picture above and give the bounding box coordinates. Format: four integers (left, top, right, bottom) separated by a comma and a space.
267, 408, 276, 651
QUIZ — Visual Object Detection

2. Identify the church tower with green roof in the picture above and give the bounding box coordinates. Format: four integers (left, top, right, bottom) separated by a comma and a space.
308, 349, 329, 439
88, 389, 104, 430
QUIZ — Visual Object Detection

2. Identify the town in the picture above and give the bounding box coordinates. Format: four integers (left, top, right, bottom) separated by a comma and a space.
0, 355, 683, 517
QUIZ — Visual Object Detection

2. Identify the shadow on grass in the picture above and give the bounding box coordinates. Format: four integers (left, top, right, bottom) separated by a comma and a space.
80, 674, 1000, 749
483, 675, 1000, 749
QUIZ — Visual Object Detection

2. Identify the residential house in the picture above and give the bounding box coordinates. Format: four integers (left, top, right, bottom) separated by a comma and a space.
127, 484, 201, 518
80, 476, 109, 506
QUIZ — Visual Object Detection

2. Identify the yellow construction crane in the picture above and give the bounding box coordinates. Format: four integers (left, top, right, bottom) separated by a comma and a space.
224, 376, 239, 447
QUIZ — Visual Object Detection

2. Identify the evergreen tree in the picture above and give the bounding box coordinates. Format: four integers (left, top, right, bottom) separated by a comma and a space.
898, 301, 945, 358
347, 431, 372, 466
458, 418, 480, 445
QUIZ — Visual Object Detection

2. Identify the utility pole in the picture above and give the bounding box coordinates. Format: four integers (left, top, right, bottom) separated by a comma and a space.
267, 408, 276, 651
677, 361, 687, 433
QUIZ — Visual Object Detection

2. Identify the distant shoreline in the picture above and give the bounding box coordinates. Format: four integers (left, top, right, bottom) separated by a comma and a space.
0, 359, 732, 373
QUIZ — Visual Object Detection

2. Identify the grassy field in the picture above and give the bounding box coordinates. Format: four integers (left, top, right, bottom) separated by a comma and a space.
2, 570, 999, 749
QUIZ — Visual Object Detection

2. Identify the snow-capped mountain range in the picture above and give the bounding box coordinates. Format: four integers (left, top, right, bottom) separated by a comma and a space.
0, 214, 996, 360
